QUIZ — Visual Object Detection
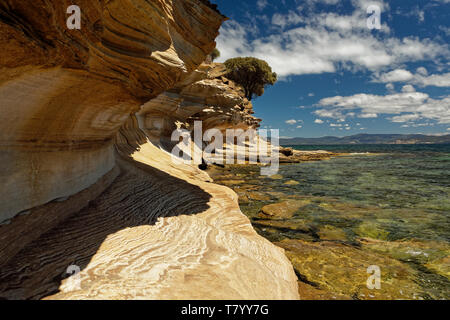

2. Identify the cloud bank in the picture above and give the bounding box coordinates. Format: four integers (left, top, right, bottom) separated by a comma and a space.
216, 1, 448, 78
315, 92, 450, 124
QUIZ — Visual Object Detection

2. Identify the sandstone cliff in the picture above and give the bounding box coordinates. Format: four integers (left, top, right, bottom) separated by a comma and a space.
0, 0, 299, 299
138, 62, 261, 146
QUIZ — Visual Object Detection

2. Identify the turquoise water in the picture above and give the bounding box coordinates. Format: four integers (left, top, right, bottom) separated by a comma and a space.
211, 144, 450, 299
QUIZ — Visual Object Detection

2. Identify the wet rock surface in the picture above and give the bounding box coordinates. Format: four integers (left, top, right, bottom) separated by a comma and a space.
277, 239, 422, 300
259, 200, 311, 220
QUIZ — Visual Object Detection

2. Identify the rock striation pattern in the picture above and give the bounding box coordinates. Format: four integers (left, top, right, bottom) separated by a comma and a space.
0, 0, 224, 223
138, 63, 261, 146
0, 0, 299, 299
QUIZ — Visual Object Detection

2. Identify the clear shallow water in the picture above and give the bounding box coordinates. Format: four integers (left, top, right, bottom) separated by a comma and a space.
210, 144, 450, 299
283, 145, 450, 242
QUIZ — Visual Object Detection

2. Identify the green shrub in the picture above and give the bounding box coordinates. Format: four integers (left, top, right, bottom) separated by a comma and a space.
210, 48, 221, 61
224, 57, 277, 101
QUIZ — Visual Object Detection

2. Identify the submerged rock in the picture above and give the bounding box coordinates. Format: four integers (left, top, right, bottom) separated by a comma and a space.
356, 221, 390, 241
276, 239, 425, 300
268, 174, 284, 180
317, 225, 349, 241
360, 238, 450, 280
252, 219, 311, 233
297, 282, 351, 300
259, 200, 310, 219
246, 191, 271, 201
426, 256, 450, 279
218, 180, 247, 186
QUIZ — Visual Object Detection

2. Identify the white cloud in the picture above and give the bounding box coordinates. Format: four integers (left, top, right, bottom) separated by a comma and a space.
272, 11, 304, 29
385, 83, 395, 92
314, 109, 344, 118
216, 2, 448, 77
376, 69, 414, 82
257, 0, 268, 10
285, 119, 297, 125
401, 84, 416, 93
330, 123, 342, 127
416, 67, 428, 76
359, 113, 378, 118
351, 0, 389, 11
316, 91, 450, 123
416, 73, 450, 87
215, 21, 252, 61
296, 125, 303, 128
375, 69, 450, 87
390, 113, 421, 123
314, 119, 324, 124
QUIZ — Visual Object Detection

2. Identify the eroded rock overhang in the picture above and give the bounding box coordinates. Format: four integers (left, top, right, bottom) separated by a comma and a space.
0, 0, 225, 222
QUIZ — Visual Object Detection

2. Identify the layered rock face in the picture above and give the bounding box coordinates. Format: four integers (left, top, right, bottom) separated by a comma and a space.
137, 62, 273, 167
0, 0, 224, 223
0, 0, 299, 299
138, 63, 261, 146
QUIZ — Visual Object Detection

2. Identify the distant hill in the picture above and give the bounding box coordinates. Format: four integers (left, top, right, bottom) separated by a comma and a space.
280, 134, 450, 145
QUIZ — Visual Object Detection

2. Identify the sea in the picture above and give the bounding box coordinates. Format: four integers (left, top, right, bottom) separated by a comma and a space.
209, 144, 450, 299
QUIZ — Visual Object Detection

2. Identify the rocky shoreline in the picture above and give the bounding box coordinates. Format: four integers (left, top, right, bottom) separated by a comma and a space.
4, 0, 441, 301
279, 147, 343, 163
207, 153, 450, 300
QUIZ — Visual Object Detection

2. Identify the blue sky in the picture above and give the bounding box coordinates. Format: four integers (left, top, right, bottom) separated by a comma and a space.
210, 0, 450, 138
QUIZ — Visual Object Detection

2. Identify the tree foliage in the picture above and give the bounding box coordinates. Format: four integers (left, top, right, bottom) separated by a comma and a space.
210, 48, 221, 61
224, 57, 277, 101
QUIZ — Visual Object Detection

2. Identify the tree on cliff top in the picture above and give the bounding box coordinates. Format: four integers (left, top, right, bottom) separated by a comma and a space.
210, 48, 221, 61
224, 57, 277, 101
